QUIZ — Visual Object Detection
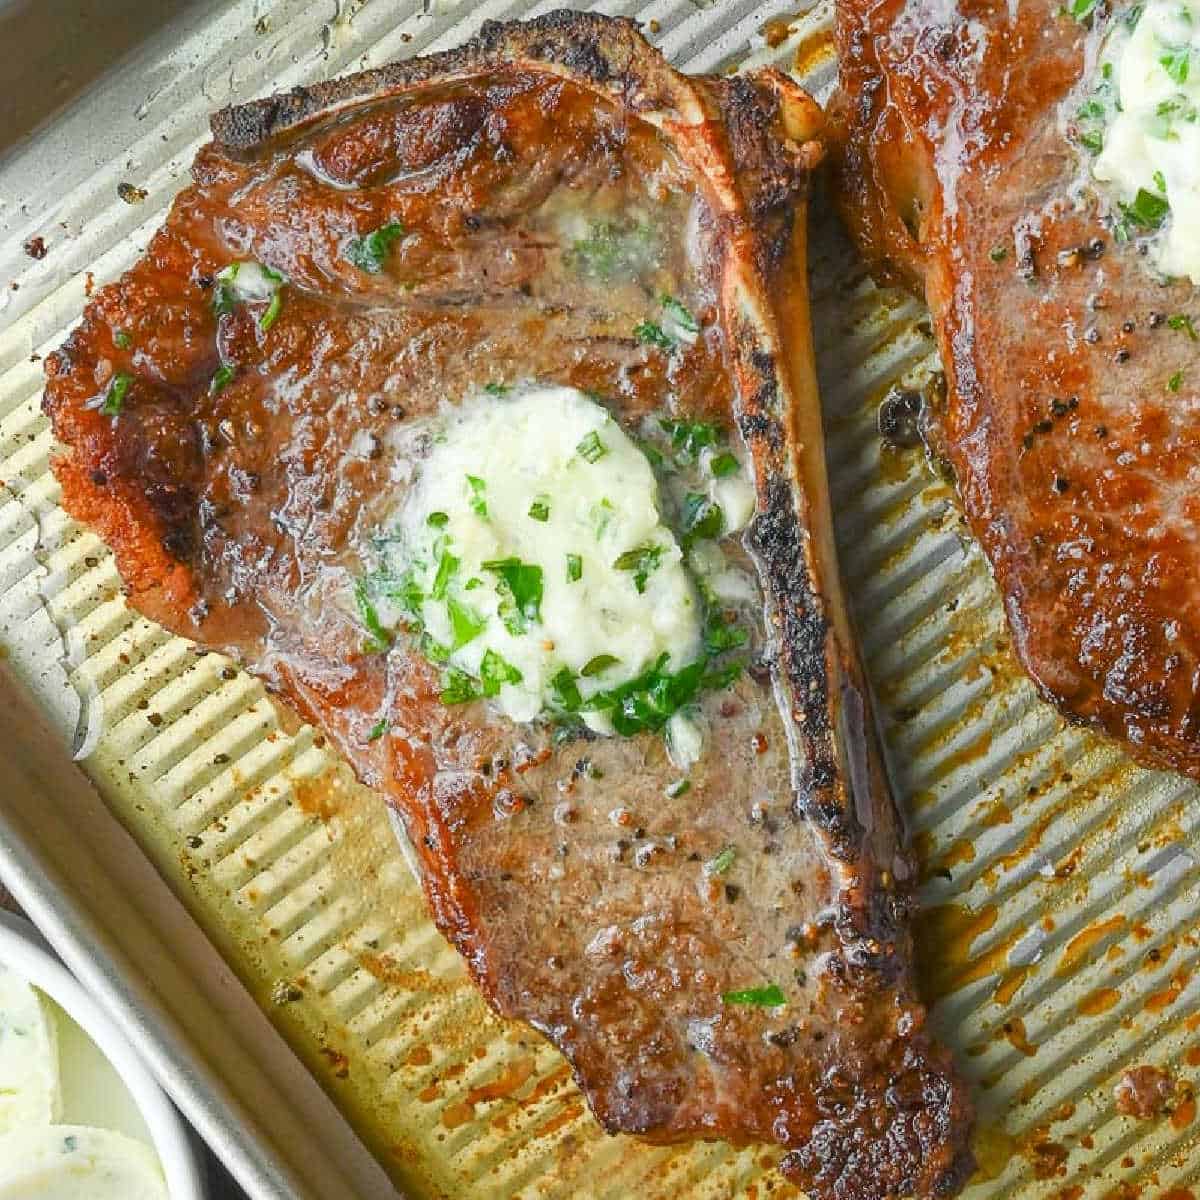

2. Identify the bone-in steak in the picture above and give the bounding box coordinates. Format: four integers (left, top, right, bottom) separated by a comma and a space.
836, 0, 1200, 777
43, 14, 972, 1198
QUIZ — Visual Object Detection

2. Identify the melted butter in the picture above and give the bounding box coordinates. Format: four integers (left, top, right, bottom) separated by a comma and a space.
1090, 0, 1200, 282
380, 386, 703, 725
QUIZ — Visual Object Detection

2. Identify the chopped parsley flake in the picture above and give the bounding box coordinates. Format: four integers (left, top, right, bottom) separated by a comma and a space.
583, 652, 709, 737
427, 511, 450, 528
592, 498, 615, 539
480, 649, 523, 696
344, 221, 405, 273
665, 778, 692, 798
1069, 0, 1097, 18
354, 577, 391, 653
566, 553, 583, 582
113, 329, 132, 349
709, 451, 740, 478
722, 983, 785, 1007
581, 654, 620, 677
576, 430, 608, 463
1120, 187, 1170, 229
1169, 313, 1198, 340
660, 417, 720, 459
440, 668, 480, 705
564, 220, 659, 280
483, 557, 544, 631
1161, 45, 1192, 85
431, 547, 459, 600
681, 493, 724, 544
484, 381, 509, 396
1169, 369, 1185, 391
707, 845, 736, 874
447, 595, 486, 648
613, 543, 664, 593
704, 609, 749, 655
550, 667, 582, 712
528, 494, 551, 522
466, 475, 488, 517
101, 371, 133, 416
209, 363, 235, 396
634, 320, 674, 350
260, 289, 283, 331
368, 718, 389, 741
661, 293, 700, 335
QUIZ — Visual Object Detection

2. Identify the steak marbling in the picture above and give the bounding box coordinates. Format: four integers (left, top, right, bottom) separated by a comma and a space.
43, 14, 973, 1197
836, 0, 1200, 778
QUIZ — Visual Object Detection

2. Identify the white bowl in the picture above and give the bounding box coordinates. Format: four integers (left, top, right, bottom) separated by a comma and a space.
0, 910, 207, 1199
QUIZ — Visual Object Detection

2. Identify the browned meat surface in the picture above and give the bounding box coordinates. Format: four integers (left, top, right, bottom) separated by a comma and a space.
43, 13, 972, 1198
835, 0, 1200, 777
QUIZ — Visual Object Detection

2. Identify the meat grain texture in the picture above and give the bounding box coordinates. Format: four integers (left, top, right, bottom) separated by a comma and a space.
835, 0, 1200, 778
43, 13, 973, 1199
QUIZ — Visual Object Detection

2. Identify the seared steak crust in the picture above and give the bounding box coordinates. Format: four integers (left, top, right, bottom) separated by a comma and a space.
44, 13, 972, 1197
835, 0, 1200, 778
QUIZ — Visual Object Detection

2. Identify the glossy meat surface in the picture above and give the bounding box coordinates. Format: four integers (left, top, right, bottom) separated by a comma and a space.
44, 14, 972, 1198
836, 0, 1200, 776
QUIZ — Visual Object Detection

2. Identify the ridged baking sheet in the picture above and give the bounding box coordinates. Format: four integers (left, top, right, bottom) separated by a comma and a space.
1, 0, 1198, 1196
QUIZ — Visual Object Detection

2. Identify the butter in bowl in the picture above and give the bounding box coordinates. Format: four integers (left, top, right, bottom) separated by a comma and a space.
0, 912, 205, 1198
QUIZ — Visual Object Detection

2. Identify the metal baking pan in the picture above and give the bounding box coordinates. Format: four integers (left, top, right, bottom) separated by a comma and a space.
2, 1, 1198, 1197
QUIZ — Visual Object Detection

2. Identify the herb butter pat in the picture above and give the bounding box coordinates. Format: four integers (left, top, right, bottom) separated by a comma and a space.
1090, 0, 1200, 282
383, 386, 704, 728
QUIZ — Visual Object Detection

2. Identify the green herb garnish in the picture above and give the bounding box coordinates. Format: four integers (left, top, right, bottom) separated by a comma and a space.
704, 610, 749, 655
638, 440, 666, 470
576, 430, 608, 463
1169, 370, 1185, 392
465, 475, 487, 517
1119, 187, 1170, 230
613, 543, 664, 593
722, 983, 785, 1007
440, 668, 481, 705
447, 595, 485, 647
101, 371, 133, 416
528, 495, 551, 522
634, 320, 673, 350
681, 493, 724, 544
260, 289, 282, 331
660, 417, 720, 459
483, 381, 509, 396
665, 779, 691, 799
564, 220, 658, 280
421, 635, 451, 664
581, 654, 620, 677
368, 718, 389, 741
709, 451, 739, 478
344, 221, 405, 273
113, 329, 132, 350
661, 293, 699, 335
592, 498, 615, 539
707, 845, 736, 874
1169, 313, 1198, 340
354, 577, 391, 653
427, 511, 449, 528
566, 553, 583, 582
209, 363, 235, 396
483, 557, 544, 631
480, 649, 523, 697
431, 548, 459, 600
1161, 46, 1192, 85
550, 666, 582, 711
